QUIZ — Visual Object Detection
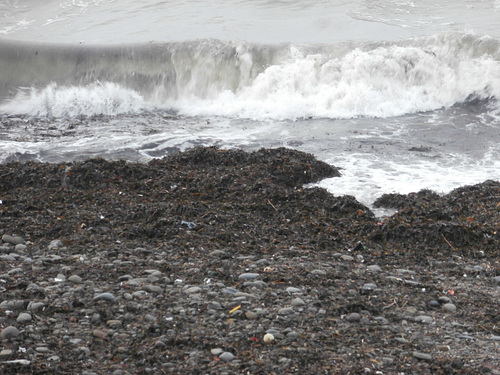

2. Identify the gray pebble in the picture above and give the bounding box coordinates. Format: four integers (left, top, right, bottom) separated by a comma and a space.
15, 244, 27, 252
310, 269, 326, 276
144, 285, 163, 294
340, 255, 354, 261
184, 286, 202, 294
211, 348, 223, 356
291, 297, 306, 307
278, 307, 294, 315
68, 275, 83, 284
238, 273, 259, 280
346, 313, 361, 322
428, 300, 440, 308
16, 312, 32, 323
415, 315, 433, 324
48, 239, 64, 250
2, 234, 25, 245
438, 296, 452, 304
367, 265, 382, 272
245, 311, 258, 320
0, 300, 25, 310
219, 352, 235, 362
442, 303, 457, 313
285, 287, 302, 294
361, 283, 377, 291
0, 349, 13, 357
27, 301, 45, 312
413, 352, 432, 361
93, 292, 116, 303
1, 326, 20, 340
493, 276, 500, 284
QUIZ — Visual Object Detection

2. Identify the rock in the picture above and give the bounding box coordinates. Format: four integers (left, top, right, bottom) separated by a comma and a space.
278, 307, 294, 315
442, 303, 457, 313
93, 292, 116, 303
346, 313, 361, 322
0, 349, 13, 357
367, 265, 382, 272
2, 234, 25, 245
16, 312, 32, 323
340, 255, 354, 261
211, 348, 223, 356
415, 315, 433, 324
68, 275, 83, 284
238, 273, 259, 280
438, 296, 452, 304
1, 326, 20, 340
27, 301, 45, 312
285, 287, 302, 294
47, 239, 64, 250
263, 333, 275, 343
184, 286, 202, 294
15, 244, 27, 251
219, 352, 234, 362
413, 352, 432, 361
291, 297, 306, 307
310, 269, 326, 276
245, 311, 258, 320
0, 300, 25, 310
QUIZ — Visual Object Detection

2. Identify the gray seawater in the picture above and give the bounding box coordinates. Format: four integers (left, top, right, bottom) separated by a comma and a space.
0, 0, 499, 211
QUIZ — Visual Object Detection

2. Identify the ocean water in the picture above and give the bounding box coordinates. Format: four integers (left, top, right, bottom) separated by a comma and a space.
0, 0, 499, 214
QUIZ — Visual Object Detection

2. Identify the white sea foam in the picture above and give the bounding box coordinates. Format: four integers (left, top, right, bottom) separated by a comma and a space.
0, 82, 148, 117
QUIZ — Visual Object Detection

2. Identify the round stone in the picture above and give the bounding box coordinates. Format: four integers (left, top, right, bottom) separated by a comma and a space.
263, 333, 275, 343
415, 315, 433, 324
68, 275, 83, 284
346, 313, 361, 322
438, 296, 452, 304
367, 265, 382, 272
291, 297, 306, 307
2, 234, 25, 245
16, 313, 32, 323
442, 303, 457, 313
1, 326, 20, 340
238, 273, 259, 280
245, 311, 258, 320
93, 292, 116, 303
219, 352, 234, 362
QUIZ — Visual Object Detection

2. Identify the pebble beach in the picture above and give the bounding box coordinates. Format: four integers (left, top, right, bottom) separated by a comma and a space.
1, 147, 499, 374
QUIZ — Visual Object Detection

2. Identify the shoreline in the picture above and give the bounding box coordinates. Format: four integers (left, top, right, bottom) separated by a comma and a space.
1, 147, 499, 374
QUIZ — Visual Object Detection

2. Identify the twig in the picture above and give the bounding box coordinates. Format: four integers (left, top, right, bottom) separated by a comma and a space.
266, 199, 277, 211
442, 234, 455, 250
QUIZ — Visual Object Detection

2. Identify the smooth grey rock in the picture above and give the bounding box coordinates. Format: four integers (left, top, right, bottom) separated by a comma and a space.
144, 285, 163, 294
415, 315, 433, 324
211, 348, 223, 356
16, 313, 32, 323
93, 292, 116, 303
238, 273, 259, 280
285, 287, 302, 294
68, 275, 83, 284
310, 269, 326, 276
438, 296, 452, 304
0, 300, 25, 310
413, 352, 432, 361
346, 313, 361, 322
47, 240, 64, 250
27, 301, 45, 312
361, 283, 377, 291
291, 297, 306, 307
219, 352, 235, 362
1, 326, 20, 340
442, 303, 457, 313
2, 234, 25, 245
278, 307, 294, 315
367, 265, 382, 272
15, 244, 27, 252
184, 286, 202, 294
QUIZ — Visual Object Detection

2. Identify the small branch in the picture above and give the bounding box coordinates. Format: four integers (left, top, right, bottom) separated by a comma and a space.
442, 234, 455, 250
266, 199, 277, 211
